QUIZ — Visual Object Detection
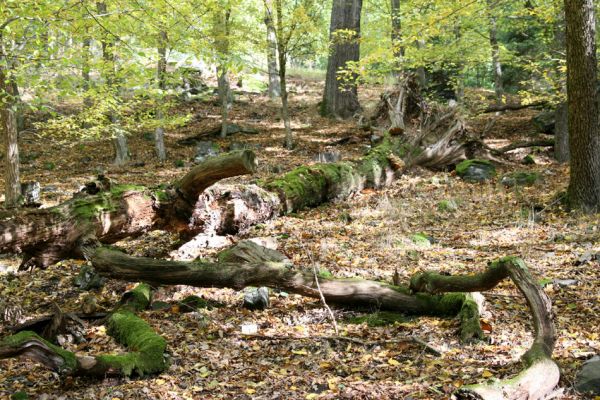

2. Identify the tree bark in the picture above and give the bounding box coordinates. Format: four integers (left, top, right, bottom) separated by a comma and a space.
0, 60, 21, 208
264, 4, 281, 100
554, 102, 569, 163
82, 36, 92, 108
487, 0, 504, 105
273, 0, 294, 149
322, 0, 362, 119
155, 30, 167, 162
565, 0, 600, 212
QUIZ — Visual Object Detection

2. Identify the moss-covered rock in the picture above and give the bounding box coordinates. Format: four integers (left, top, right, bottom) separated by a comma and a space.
437, 199, 458, 212
455, 159, 496, 183
501, 171, 540, 187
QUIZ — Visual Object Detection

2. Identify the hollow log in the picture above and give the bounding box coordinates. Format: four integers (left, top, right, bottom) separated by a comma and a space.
0, 283, 167, 377
411, 257, 559, 400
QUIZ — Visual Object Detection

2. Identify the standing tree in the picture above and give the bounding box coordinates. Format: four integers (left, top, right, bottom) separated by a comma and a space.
565, 0, 600, 212
486, 0, 504, 105
321, 0, 362, 119
264, 3, 281, 100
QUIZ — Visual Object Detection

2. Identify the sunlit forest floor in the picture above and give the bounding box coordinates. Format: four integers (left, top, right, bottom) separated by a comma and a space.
0, 75, 599, 399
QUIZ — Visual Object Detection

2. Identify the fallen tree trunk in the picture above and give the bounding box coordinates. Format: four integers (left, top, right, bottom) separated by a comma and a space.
0, 283, 167, 377
410, 256, 559, 400
483, 101, 547, 113
493, 139, 555, 155
0, 150, 257, 269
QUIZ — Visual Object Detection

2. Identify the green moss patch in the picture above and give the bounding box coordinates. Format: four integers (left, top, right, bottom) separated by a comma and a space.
345, 311, 410, 327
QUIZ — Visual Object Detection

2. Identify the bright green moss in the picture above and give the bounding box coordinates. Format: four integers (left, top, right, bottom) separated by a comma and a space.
346, 311, 409, 327
455, 159, 496, 177
1, 331, 78, 374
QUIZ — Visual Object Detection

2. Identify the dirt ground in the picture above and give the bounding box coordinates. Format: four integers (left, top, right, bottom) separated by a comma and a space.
0, 76, 598, 399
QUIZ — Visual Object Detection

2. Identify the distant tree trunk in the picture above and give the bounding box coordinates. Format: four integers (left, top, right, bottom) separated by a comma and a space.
0, 61, 20, 208
555, 102, 569, 163
322, 0, 362, 119
415, 39, 427, 88
82, 36, 92, 108
487, 0, 504, 105
565, 0, 600, 212
390, 0, 403, 71
553, 9, 569, 163
264, 7, 281, 100
274, 0, 293, 149
214, 9, 232, 139
155, 30, 167, 162
97, 2, 129, 166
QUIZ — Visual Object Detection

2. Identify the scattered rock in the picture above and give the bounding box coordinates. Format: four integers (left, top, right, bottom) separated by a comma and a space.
20, 181, 41, 207
73, 265, 106, 290
575, 251, 600, 266
575, 356, 600, 395
370, 134, 383, 145
228, 141, 252, 151
314, 151, 341, 163
180, 295, 211, 312
411, 233, 435, 247
532, 110, 555, 134
41, 185, 59, 193
552, 279, 579, 287
501, 172, 540, 187
194, 141, 220, 163
269, 165, 284, 174
243, 287, 270, 310
455, 159, 496, 183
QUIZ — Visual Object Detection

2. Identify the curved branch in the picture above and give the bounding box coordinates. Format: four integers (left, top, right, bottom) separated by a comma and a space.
411, 257, 558, 400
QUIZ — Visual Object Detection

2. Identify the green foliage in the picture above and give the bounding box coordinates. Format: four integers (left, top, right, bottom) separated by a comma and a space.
346, 311, 409, 327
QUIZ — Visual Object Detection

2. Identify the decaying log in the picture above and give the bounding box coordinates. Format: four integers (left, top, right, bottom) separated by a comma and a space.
493, 139, 555, 155
86, 242, 483, 340
411, 257, 559, 400
483, 101, 547, 113
0, 150, 256, 269
0, 283, 167, 377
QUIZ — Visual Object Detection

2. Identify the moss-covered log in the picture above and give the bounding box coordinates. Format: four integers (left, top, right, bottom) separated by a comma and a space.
86, 241, 481, 339
0, 284, 167, 377
0, 150, 256, 269
411, 257, 559, 400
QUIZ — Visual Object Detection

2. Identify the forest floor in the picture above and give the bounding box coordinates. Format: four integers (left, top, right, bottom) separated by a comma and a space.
0, 75, 599, 400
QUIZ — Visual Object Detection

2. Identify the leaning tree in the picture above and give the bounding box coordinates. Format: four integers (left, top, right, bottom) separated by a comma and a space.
0, 134, 560, 399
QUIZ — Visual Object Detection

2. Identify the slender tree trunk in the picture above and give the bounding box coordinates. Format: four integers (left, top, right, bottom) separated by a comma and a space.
213, 9, 232, 139
390, 0, 403, 69
0, 61, 20, 208
218, 67, 230, 139
553, 8, 569, 163
264, 6, 281, 100
415, 39, 427, 88
322, 0, 362, 119
82, 36, 92, 108
487, 0, 504, 105
274, 0, 293, 149
155, 31, 167, 162
97, 2, 129, 166
565, 0, 600, 212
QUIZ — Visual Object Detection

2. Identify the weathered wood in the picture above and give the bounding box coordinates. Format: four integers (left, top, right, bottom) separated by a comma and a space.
494, 139, 555, 155
411, 257, 559, 400
0, 151, 256, 268
482, 101, 547, 113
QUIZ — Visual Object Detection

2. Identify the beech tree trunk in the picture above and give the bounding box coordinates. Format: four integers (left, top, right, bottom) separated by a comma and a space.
155, 30, 167, 162
565, 0, 600, 212
487, 0, 504, 105
322, 0, 362, 119
82, 36, 92, 109
97, 2, 130, 166
273, 0, 293, 149
390, 0, 403, 68
264, 5, 281, 100
0, 60, 20, 208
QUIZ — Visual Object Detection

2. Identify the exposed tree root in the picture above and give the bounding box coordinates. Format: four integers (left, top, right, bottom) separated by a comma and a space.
0, 284, 167, 377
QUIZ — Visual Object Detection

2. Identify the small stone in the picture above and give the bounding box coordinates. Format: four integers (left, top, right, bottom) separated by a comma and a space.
194, 141, 220, 163
501, 172, 540, 187
522, 154, 536, 165
20, 181, 41, 207
243, 287, 270, 310
41, 185, 59, 193
575, 356, 600, 395
552, 279, 579, 287
73, 265, 106, 290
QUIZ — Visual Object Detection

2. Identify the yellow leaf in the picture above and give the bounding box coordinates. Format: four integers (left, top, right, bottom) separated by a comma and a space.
482, 370, 493, 378
305, 394, 318, 399
292, 349, 308, 355
319, 362, 331, 369
155, 379, 166, 385
387, 358, 400, 366
245, 388, 256, 394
